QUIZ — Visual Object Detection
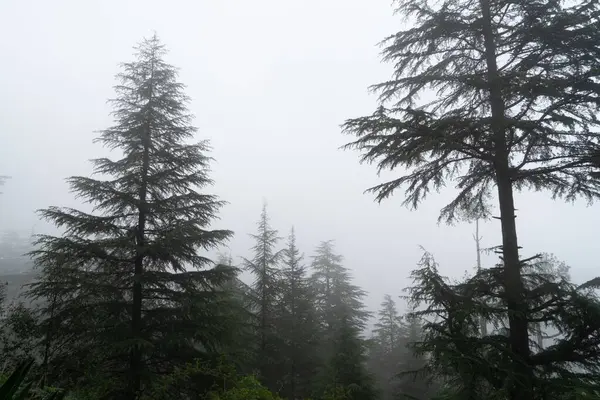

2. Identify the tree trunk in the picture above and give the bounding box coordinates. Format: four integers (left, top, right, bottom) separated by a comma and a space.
479, 0, 532, 398
290, 258, 297, 400
474, 220, 488, 337
130, 62, 154, 399
261, 259, 267, 377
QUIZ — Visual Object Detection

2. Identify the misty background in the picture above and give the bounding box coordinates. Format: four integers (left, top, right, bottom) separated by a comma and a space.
1, 0, 597, 313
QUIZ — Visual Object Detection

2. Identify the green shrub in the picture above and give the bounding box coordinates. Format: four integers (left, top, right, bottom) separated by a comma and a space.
207, 376, 281, 400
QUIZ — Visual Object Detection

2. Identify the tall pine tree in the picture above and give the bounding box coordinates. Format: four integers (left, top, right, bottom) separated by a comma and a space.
242, 204, 284, 392
309, 241, 374, 399
278, 227, 320, 400
310, 241, 370, 335
369, 295, 405, 400
27, 35, 235, 399
373, 295, 404, 355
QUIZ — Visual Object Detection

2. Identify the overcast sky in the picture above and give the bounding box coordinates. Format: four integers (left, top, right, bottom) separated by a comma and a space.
1, 0, 598, 313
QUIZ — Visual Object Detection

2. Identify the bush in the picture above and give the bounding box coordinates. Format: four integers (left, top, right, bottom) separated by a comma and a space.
208, 375, 282, 400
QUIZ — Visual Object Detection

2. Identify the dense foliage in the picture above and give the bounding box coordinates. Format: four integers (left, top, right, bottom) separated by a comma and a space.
2, 0, 600, 396
342, 0, 600, 398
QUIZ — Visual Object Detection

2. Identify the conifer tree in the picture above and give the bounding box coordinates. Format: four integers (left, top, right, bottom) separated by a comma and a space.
310, 241, 370, 335
278, 227, 320, 400
26, 35, 235, 398
369, 295, 405, 400
394, 316, 438, 400
342, 1, 600, 399
242, 204, 284, 391
309, 241, 373, 398
373, 295, 403, 355
214, 252, 256, 375
324, 315, 378, 400
0, 302, 39, 373
29, 254, 81, 388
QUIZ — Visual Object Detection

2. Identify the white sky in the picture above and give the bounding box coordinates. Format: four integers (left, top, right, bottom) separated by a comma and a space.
1, 0, 598, 313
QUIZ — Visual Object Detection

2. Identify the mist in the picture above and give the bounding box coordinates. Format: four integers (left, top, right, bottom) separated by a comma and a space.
1, 0, 598, 314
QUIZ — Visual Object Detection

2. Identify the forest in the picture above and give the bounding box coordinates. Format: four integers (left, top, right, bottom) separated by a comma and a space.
1, 0, 600, 399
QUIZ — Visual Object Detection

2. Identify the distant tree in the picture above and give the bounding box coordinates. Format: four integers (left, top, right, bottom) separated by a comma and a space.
369, 295, 404, 400
0, 175, 8, 195
310, 241, 370, 336
368, 295, 437, 400
26, 35, 235, 398
394, 315, 438, 400
472, 220, 488, 338
213, 252, 256, 376
373, 295, 404, 355
342, 0, 600, 398
277, 227, 320, 399
322, 314, 378, 400
242, 204, 284, 391
309, 241, 373, 398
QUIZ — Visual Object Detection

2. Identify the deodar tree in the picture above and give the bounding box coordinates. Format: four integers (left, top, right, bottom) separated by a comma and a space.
27, 35, 235, 398
343, 1, 600, 399
242, 204, 284, 391
278, 227, 319, 400
309, 241, 374, 399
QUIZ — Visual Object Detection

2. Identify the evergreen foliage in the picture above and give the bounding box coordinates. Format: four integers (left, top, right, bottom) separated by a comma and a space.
309, 241, 374, 399
323, 315, 378, 400
310, 241, 370, 335
24, 35, 236, 398
368, 295, 437, 400
373, 295, 404, 356
242, 204, 284, 392
277, 228, 320, 400
2, 5, 600, 399
368, 295, 405, 400
407, 250, 600, 400
0, 303, 39, 375
342, 0, 600, 398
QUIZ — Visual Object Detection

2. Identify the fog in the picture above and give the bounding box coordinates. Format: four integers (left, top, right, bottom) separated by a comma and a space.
1, 0, 598, 312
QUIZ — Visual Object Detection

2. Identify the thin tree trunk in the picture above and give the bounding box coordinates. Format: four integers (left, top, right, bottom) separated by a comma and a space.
130, 60, 154, 399
290, 255, 297, 400
260, 221, 268, 385
474, 220, 487, 337
478, 1, 532, 399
